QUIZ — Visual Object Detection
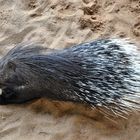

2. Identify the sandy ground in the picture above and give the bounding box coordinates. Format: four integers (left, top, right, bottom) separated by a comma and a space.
0, 0, 140, 140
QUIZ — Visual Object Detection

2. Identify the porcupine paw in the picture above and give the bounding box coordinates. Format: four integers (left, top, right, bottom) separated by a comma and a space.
0, 88, 16, 105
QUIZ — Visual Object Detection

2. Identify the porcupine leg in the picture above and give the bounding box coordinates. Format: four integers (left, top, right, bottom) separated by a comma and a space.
0, 88, 37, 105
0, 88, 17, 105
0, 87, 41, 105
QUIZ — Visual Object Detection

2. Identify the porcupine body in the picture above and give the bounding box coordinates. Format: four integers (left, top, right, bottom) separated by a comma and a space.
0, 38, 139, 117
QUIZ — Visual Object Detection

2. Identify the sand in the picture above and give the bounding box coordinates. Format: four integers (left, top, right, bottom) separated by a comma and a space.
0, 0, 140, 140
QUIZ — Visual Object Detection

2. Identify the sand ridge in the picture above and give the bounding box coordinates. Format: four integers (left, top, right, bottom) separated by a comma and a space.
0, 0, 140, 140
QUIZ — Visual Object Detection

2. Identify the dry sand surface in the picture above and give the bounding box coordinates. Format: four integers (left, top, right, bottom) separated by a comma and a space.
0, 0, 140, 140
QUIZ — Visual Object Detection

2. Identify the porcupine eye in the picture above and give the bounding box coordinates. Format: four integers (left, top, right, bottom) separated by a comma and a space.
7, 61, 16, 71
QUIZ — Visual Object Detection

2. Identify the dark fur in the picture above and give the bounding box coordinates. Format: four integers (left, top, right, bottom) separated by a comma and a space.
0, 39, 140, 116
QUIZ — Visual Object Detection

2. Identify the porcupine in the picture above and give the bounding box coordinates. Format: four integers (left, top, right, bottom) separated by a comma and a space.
0, 38, 139, 118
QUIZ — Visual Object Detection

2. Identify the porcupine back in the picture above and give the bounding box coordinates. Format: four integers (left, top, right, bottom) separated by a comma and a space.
65, 38, 140, 117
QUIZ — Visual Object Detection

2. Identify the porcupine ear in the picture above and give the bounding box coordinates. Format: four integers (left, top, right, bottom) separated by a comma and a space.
7, 61, 17, 71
